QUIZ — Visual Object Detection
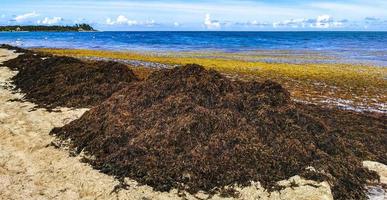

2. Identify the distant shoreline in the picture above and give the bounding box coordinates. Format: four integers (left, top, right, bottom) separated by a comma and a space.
0, 30, 97, 32
0, 24, 96, 32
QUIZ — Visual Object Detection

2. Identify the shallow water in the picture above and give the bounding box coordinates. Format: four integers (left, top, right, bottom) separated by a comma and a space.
1, 31, 387, 66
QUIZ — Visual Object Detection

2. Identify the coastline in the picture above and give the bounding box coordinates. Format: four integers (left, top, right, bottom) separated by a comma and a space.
0, 47, 336, 200
0, 47, 386, 199
37, 48, 387, 114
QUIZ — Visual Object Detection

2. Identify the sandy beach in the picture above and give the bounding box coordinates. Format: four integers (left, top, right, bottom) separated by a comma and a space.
1, 0, 386, 199
0, 48, 386, 200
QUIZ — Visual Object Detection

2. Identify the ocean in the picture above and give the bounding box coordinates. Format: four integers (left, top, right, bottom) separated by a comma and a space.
1, 31, 387, 65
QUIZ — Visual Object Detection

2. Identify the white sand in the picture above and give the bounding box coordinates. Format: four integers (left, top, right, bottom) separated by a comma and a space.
363, 161, 387, 200
0, 48, 383, 200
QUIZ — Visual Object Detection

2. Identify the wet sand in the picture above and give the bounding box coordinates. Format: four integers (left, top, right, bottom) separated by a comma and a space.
0, 48, 384, 200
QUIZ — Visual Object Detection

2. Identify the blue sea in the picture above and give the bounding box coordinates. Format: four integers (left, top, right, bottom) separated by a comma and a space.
1, 31, 387, 65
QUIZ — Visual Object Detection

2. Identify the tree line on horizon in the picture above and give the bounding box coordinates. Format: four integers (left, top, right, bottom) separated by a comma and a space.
0, 24, 96, 32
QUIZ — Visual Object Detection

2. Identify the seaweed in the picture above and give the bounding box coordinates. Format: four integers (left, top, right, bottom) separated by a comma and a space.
1, 50, 138, 108
2, 46, 385, 199
0, 44, 31, 53
50, 64, 385, 199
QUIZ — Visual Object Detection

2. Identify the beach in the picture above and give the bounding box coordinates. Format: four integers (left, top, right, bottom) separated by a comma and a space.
0, 48, 338, 200
1, 0, 387, 198
0, 46, 386, 199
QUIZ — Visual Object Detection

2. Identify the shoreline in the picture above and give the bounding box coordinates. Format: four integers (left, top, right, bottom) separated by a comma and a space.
0, 47, 386, 199
34, 47, 387, 67
0, 47, 335, 200
0, 49, 387, 199
36, 47, 387, 114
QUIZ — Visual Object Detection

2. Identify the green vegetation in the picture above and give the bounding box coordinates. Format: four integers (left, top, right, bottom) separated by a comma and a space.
0, 24, 96, 32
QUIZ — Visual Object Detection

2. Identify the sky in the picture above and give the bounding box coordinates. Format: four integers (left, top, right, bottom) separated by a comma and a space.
1, 0, 387, 31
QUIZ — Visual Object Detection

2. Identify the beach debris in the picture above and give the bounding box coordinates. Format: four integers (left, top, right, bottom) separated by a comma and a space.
50, 64, 386, 200
1, 50, 138, 108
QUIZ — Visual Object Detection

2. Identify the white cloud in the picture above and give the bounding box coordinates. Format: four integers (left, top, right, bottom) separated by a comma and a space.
273, 18, 308, 28
106, 18, 114, 25
249, 20, 259, 25
116, 15, 129, 24
144, 19, 156, 27
14, 11, 39, 22
248, 20, 270, 27
37, 17, 63, 25
174, 22, 180, 27
204, 14, 221, 29
106, 15, 158, 27
106, 15, 138, 26
233, 20, 270, 28
314, 15, 333, 28
272, 15, 347, 29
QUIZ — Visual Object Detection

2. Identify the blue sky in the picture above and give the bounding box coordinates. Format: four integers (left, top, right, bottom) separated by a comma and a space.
1, 0, 387, 31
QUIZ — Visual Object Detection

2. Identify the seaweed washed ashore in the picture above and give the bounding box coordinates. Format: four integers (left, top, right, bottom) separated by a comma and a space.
0, 45, 386, 200
38, 48, 387, 113
1, 44, 138, 109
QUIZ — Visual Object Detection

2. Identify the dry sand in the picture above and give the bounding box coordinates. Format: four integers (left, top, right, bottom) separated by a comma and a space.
0, 48, 384, 200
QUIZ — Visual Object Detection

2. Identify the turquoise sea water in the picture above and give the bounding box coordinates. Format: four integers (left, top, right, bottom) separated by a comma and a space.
0, 31, 386, 65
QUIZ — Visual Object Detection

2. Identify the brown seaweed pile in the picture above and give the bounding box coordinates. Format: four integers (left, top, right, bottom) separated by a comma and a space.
1, 48, 138, 108
51, 64, 386, 199
0, 44, 30, 53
